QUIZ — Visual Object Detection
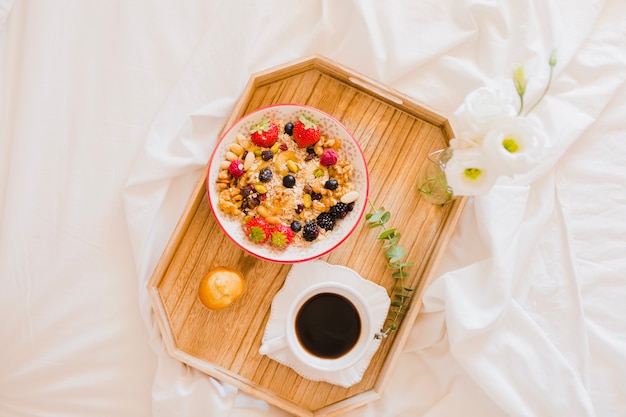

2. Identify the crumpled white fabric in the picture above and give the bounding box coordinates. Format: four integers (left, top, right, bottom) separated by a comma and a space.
121, 1, 626, 416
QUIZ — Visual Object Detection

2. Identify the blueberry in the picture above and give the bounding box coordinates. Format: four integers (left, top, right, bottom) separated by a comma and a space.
284, 122, 294, 136
259, 168, 273, 182
290, 220, 302, 233
283, 175, 296, 188
261, 150, 273, 161
324, 179, 338, 190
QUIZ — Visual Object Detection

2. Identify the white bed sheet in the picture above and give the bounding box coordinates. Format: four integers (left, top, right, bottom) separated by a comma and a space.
1, 1, 625, 416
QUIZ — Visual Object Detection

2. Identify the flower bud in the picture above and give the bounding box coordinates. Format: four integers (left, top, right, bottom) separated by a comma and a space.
512, 64, 527, 96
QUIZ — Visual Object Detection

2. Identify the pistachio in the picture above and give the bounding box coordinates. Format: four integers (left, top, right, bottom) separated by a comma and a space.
254, 184, 267, 194
286, 160, 299, 173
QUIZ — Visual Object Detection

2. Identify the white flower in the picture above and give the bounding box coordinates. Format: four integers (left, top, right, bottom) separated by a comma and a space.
444, 148, 498, 196
452, 87, 517, 145
481, 116, 545, 176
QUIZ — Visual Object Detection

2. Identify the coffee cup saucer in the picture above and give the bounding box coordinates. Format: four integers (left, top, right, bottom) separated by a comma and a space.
259, 260, 390, 388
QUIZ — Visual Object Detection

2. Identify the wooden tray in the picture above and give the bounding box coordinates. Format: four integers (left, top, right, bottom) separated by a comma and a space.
148, 55, 466, 416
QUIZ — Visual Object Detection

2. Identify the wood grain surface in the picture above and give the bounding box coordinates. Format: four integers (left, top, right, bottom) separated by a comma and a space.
148, 56, 466, 416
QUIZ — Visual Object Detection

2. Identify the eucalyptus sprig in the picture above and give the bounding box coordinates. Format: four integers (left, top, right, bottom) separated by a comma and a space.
365, 201, 414, 339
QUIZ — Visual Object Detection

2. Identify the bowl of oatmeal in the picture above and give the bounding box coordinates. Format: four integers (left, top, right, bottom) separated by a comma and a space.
206, 104, 369, 263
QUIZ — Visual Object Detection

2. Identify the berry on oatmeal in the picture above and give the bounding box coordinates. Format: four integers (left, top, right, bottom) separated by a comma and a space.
329, 202, 349, 219
284, 122, 294, 136
246, 218, 271, 243
324, 179, 338, 190
250, 118, 279, 148
228, 160, 245, 178
290, 220, 302, 233
282, 174, 296, 188
293, 115, 321, 148
261, 150, 273, 161
316, 212, 336, 231
320, 148, 338, 166
270, 224, 295, 247
259, 168, 273, 182
302, 221, 319, 241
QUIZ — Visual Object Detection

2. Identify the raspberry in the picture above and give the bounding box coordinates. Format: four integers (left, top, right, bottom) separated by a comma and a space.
316, 212, 336, 231
302, 221, 319, 241
228, 160, 245, 178
320, 149, 338, 166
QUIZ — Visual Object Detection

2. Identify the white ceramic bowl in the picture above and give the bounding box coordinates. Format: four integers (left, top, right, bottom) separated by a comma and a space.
206, 104, 369, 263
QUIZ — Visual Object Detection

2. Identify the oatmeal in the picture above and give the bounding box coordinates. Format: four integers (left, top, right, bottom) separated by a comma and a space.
216, 115, 359, 248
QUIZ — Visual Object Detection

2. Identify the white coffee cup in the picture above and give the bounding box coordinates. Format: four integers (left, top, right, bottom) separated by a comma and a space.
259, 281, 375, 372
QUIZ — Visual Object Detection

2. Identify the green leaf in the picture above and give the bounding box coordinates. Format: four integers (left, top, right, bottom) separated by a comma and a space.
380, 211, 391, 224
392, 271, 409, 279
394, 293, 411, 300
366, 208, 386, 223
385, 245, 406, 263
378, 228, 396, 240
390, 301, 404, 307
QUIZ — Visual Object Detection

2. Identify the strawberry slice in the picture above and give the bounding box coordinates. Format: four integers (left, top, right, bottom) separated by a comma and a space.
270, 224, 295, 247
250, 118, 279, 148
292, 115, 321, 148
245, 218, 271, 243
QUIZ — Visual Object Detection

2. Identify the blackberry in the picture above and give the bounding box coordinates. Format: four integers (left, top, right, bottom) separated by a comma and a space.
316, 212, 336, 231
302, 221, 319, 241
259, 168, 273, 182
346, 202, 355, 212
329, 202, 349, 219
290, 220, 302, 233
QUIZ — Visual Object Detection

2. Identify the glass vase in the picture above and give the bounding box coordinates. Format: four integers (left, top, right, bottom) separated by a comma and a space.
417, 148, 455, 205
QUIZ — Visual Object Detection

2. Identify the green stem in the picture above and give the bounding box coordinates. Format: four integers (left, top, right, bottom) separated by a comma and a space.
525, 61, 554, 116
517, 93, 524, 116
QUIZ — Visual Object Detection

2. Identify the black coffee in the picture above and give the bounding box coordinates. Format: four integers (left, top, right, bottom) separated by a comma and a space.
294, 293, 361, 359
